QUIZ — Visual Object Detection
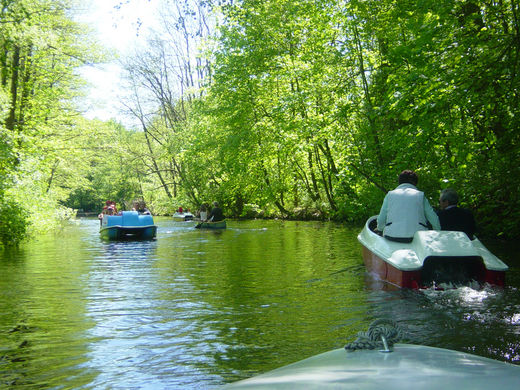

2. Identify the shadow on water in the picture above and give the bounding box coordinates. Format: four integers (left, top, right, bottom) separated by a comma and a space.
0, 218, 518, 388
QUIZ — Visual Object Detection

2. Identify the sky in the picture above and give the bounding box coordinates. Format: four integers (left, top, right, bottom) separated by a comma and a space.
76, 0, 159, 124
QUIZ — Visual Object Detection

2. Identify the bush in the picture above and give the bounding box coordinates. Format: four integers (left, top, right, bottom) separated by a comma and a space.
0, 198, 30, 246
239, 203, 264, 219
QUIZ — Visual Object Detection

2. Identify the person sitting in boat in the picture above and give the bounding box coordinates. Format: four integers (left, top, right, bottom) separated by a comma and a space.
208, 201, 224, 222
376, 170, 440, 242
178, 206, 183, 213
98, 201, 117, 219
437, 188, 476, 239
198, 203, 208, 221
135, 201, 151, 215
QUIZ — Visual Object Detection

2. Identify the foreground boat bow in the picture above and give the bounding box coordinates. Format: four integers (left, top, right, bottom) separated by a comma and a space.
224, 344, 520, 389
224, 320, 519, 389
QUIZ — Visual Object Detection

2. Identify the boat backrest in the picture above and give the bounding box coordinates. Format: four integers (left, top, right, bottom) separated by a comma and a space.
412, 230, 480, 262
102, 211, 154, 227
139, 214, 154, 226
122, 211, 140, 226
103, 215, 123, 227
122, 211, 155, 226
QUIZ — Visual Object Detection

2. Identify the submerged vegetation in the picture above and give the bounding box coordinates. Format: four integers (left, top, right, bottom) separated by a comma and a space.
1, 0, 519, 245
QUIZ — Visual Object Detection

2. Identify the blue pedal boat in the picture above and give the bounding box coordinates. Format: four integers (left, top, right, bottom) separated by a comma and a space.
100, 211, 157, 240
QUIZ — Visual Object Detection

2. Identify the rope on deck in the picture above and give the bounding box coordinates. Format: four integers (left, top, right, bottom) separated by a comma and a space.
344, 319, 403, 352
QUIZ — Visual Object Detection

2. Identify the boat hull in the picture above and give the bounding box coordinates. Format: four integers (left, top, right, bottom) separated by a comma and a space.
195, 220, 227, 229
224, 344, 520, 389
362, 245, 422, 288
358, 216, 507, 289
100, 225, 157, 240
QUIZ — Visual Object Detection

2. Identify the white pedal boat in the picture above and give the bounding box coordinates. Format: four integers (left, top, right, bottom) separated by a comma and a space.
358, 216, 508, 288
172, 212, 194, 221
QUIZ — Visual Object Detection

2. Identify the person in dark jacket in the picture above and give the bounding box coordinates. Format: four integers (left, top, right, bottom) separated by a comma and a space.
208, 201, 224, 222
437, 188, 476, 239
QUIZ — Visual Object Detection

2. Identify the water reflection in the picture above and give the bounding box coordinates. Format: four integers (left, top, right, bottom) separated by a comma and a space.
0, 228, 96, 388
0, 218, 518, 389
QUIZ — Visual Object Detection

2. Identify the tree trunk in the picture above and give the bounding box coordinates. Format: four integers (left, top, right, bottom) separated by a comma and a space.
5, 45, 20, 132
142, 123, 173, 199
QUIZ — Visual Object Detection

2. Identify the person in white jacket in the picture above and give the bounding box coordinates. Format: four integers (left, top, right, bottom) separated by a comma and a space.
377, 170, 440, 242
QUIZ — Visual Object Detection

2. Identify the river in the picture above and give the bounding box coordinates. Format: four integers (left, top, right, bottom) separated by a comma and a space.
1, 218, 519, 388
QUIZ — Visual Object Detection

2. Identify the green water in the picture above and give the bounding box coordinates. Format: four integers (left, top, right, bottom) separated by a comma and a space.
1, 218, 519, 388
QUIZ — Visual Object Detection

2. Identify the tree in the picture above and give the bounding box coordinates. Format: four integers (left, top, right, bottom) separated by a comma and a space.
0, 0, 107, 239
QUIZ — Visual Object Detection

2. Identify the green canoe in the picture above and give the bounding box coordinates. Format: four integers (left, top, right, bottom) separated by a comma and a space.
195, 220, 227, 229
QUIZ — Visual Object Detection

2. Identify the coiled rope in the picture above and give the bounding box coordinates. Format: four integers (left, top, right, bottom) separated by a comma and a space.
344, 319, 403, 352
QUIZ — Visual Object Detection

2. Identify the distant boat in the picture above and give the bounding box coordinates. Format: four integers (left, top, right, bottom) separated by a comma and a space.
224, 343, 520, 389
172, 211, 194, 222
100, 211, 157, 240
358, 216, 508, 289
195, 220, 226, 229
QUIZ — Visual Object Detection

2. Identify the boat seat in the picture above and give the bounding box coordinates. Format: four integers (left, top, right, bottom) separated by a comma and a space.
368, 218, 378, 232
121, 211, 139, 226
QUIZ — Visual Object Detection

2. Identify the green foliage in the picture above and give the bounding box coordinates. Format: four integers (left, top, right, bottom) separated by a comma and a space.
2, 0, 519, 241
62, 119, 147, 212
8, 161, 76, 234
101, 0, 519, 237
0, 196, 29, 246
0, 0, 107, 240
192, 0, 519, 237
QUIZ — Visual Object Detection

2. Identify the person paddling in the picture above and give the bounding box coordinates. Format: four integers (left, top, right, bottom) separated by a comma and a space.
208, 201, 224, 222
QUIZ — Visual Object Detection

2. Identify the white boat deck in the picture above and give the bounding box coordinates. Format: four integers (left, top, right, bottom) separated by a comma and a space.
225, 344, 520, 389
358, 216, 508, 272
